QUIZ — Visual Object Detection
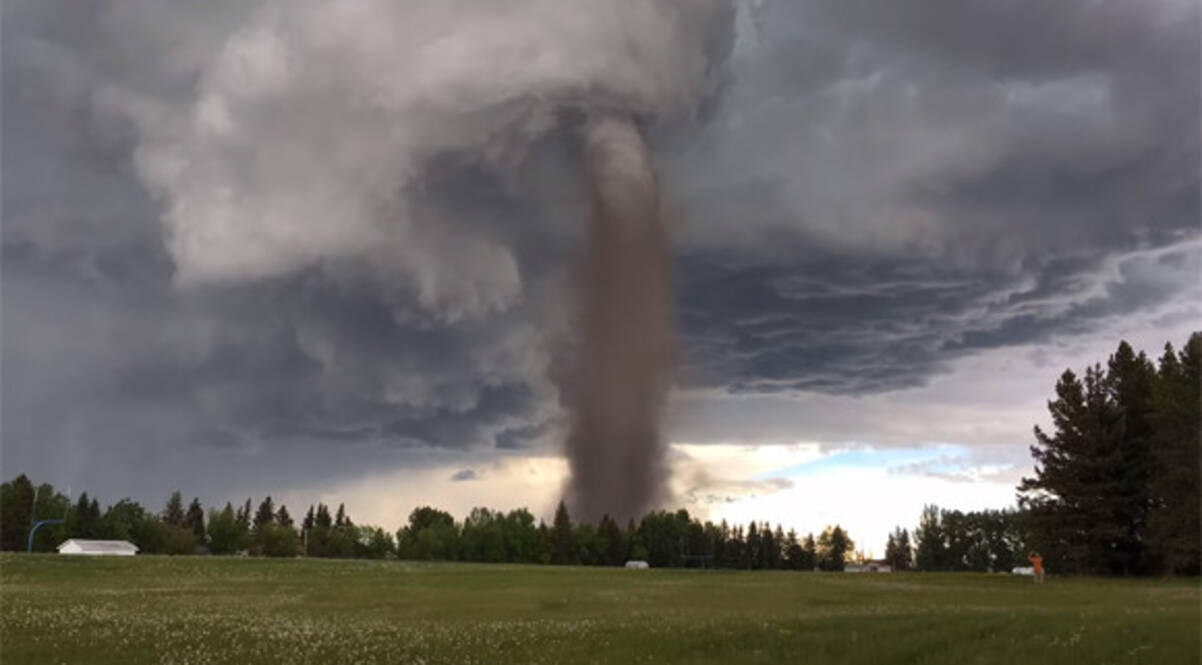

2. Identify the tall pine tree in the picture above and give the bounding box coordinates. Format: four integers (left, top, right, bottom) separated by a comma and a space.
1019, 366, 1129, 574
2, 474, 36, 550
162, 490, 186, 528
1106, 341, 1157, 574
885, 526, 912, 571
550, 501, 574, 565
1145, 335, 1201, 574
73, 492, 99, 538
914, 505, 948, 571
185, 498, 206, 543
254, 497, 276, 528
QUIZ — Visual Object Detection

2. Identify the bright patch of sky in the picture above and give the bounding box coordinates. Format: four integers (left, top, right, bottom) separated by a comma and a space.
301, 442, 1020, 558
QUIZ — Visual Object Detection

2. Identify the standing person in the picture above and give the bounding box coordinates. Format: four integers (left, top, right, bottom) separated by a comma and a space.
1028, 552, 1044, 584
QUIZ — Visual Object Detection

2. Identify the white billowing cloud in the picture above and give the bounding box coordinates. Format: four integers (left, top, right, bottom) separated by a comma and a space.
127, 0, 732, 318
668, 442, 822, 504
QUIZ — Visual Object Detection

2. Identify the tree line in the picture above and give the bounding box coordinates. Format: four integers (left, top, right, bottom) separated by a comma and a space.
882, 507, 1026, 573
395, 502, 858, 570
0, 480, 389, 559
1, 475, 860, 569
3, 334, 1196, 575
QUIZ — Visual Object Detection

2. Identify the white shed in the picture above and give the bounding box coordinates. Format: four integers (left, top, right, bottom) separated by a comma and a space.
845, 560, 892, 573
57, 539, 138, 556
624, 560, 650, 569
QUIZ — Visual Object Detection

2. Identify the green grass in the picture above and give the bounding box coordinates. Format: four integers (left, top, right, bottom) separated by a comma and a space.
1, 554, 1197, 664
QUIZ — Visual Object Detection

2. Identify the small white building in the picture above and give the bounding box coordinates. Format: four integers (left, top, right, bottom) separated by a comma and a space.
845, 560, 892, 573
624, 560, 650, 569
57, 539, 138, 556
1011, 566, 1035, 576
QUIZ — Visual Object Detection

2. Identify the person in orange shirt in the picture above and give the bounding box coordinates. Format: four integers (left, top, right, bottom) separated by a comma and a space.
1028, 552, 1044, 584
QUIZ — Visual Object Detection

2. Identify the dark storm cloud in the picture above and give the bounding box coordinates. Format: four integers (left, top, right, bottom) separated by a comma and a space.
450, 469, 479, 482
663, 0, 1198, 394
675, 240, 1198, 394
2, 0, 1198, 505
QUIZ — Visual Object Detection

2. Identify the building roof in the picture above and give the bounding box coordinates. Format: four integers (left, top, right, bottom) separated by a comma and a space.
57, 539, 139, 553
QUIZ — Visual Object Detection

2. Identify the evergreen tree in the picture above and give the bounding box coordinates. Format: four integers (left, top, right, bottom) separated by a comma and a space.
746, 522, 760, 570
551, 501, 574, 565
87, 498, 102, 537
783, 529, 804, 570
185, 498, 206, 543
625, 518, 647, 563
599, 514, 626, 566
774, 525, 787, 569
315, 503, 332, 529
1106, 341, 1157, 574
896, 528, 912, 571
310, 503, 333, 557
302, 505, 316, 556
236, 498, 252, 528
1019, 366, 1127, 574
729, 525, 748, 569
759, 526, 778, 567
254, 496, 276, 529
276, 504, 294, 528
1, 474, 36, 551
942, 509, 971, 571
537, 520, 553, 564
804, 532, 817, 570
1146, 335, 1201, 574
885, 527, 913, 571
915, 505, 948, 571
712, 521, 730, 567
73, 492, 98, 539
162, 490, 186, 527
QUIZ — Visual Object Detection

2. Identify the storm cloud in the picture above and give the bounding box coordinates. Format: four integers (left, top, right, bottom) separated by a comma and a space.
2, 0, 1197, 509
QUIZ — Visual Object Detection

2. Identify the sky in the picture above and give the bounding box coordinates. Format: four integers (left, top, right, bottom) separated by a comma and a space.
2, 0, 1199, 555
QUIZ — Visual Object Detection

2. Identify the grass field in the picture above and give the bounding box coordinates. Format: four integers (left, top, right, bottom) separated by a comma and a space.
1, 554, 1198, 664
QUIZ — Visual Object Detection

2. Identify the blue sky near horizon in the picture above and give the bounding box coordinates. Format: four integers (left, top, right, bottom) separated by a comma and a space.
763, 445, 972, 480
